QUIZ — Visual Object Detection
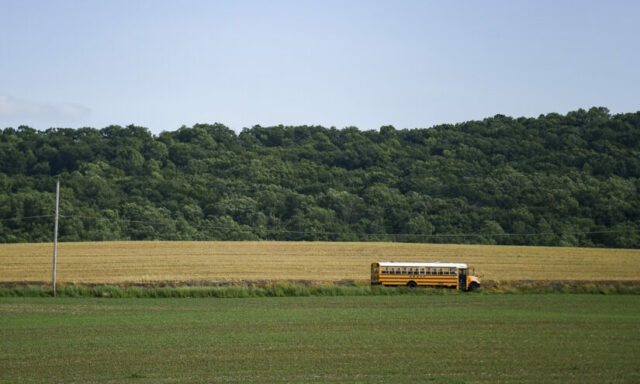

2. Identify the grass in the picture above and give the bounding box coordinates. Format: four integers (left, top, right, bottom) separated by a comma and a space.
2, 282, 640, 298
1, 295, 639, 383
1, 241, 639, 284
0, 284, 440, 298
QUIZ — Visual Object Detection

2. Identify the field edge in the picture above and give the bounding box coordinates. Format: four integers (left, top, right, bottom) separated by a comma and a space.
2, 279, 640, 298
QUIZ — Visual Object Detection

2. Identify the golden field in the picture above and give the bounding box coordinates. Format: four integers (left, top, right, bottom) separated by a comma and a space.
1, 241, 639, 284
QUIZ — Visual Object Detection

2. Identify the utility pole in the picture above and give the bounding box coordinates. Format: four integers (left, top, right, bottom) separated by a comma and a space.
52, 179, 60, 297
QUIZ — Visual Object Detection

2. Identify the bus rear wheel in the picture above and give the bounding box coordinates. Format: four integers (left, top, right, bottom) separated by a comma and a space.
407, 281, 418, 288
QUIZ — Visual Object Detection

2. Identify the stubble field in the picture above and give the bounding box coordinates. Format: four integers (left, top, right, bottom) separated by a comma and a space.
1, 241, 639, 284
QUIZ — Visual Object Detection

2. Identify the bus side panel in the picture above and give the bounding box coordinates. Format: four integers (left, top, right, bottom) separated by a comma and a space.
417, 277, 457, 288
378, 276, 458, 288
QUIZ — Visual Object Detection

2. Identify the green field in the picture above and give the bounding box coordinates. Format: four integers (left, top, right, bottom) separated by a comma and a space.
1, 295, 639, 383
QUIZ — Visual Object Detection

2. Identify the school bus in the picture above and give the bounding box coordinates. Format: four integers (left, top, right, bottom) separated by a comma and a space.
370, 262, 481, 291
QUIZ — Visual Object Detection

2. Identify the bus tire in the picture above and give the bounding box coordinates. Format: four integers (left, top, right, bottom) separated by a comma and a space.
468, 282, 480, 292
407, 281, 418, 288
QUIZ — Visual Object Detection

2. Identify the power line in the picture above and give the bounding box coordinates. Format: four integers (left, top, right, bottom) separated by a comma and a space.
1, 212, 637, 239
0, 214, 56, 223
60, 214, 640, 239
1, 213, 636, 240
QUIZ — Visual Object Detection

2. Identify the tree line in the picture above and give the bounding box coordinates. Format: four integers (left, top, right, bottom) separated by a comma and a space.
1, 107, 638, 247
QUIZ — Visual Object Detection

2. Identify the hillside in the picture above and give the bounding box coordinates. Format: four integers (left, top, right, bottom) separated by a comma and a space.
1, 107, 639, 247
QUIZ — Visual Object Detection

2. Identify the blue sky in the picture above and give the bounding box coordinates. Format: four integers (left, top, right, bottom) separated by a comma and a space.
1, 0, 639, 134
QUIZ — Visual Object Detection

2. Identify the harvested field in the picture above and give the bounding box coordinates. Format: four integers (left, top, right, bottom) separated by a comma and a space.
1, 241, 639, 284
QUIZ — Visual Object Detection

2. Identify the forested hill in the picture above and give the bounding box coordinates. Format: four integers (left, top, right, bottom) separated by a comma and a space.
1, 107, 639, 247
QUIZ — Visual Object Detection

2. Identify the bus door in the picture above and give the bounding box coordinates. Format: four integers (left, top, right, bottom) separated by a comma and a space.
371, 264, 379, 283
458, 268, 467, 291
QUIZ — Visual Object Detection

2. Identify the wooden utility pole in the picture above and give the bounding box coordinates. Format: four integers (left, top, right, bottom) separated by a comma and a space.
52, 180, 59, 297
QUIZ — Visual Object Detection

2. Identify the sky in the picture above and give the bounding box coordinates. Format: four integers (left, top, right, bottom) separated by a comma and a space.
1, 0, 639, 134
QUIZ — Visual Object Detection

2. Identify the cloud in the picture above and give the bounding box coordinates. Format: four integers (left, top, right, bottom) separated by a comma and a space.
0, 95, 91, 123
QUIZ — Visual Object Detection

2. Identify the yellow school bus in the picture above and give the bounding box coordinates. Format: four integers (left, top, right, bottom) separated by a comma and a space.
371, 262, 481, 291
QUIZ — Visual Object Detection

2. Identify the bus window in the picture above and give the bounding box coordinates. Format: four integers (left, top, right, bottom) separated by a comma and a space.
438, 268, 443, 275
396, 268, 401, 275
382, 268, 387, 275
450, 268, 456, 275
420, 268, 425, 275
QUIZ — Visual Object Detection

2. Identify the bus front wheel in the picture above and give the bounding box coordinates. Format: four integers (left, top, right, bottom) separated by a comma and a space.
407, 281, 418, 288
468, 282, 480, 292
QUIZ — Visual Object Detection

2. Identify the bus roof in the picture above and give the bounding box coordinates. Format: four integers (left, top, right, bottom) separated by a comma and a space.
376, 262, 468, 269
